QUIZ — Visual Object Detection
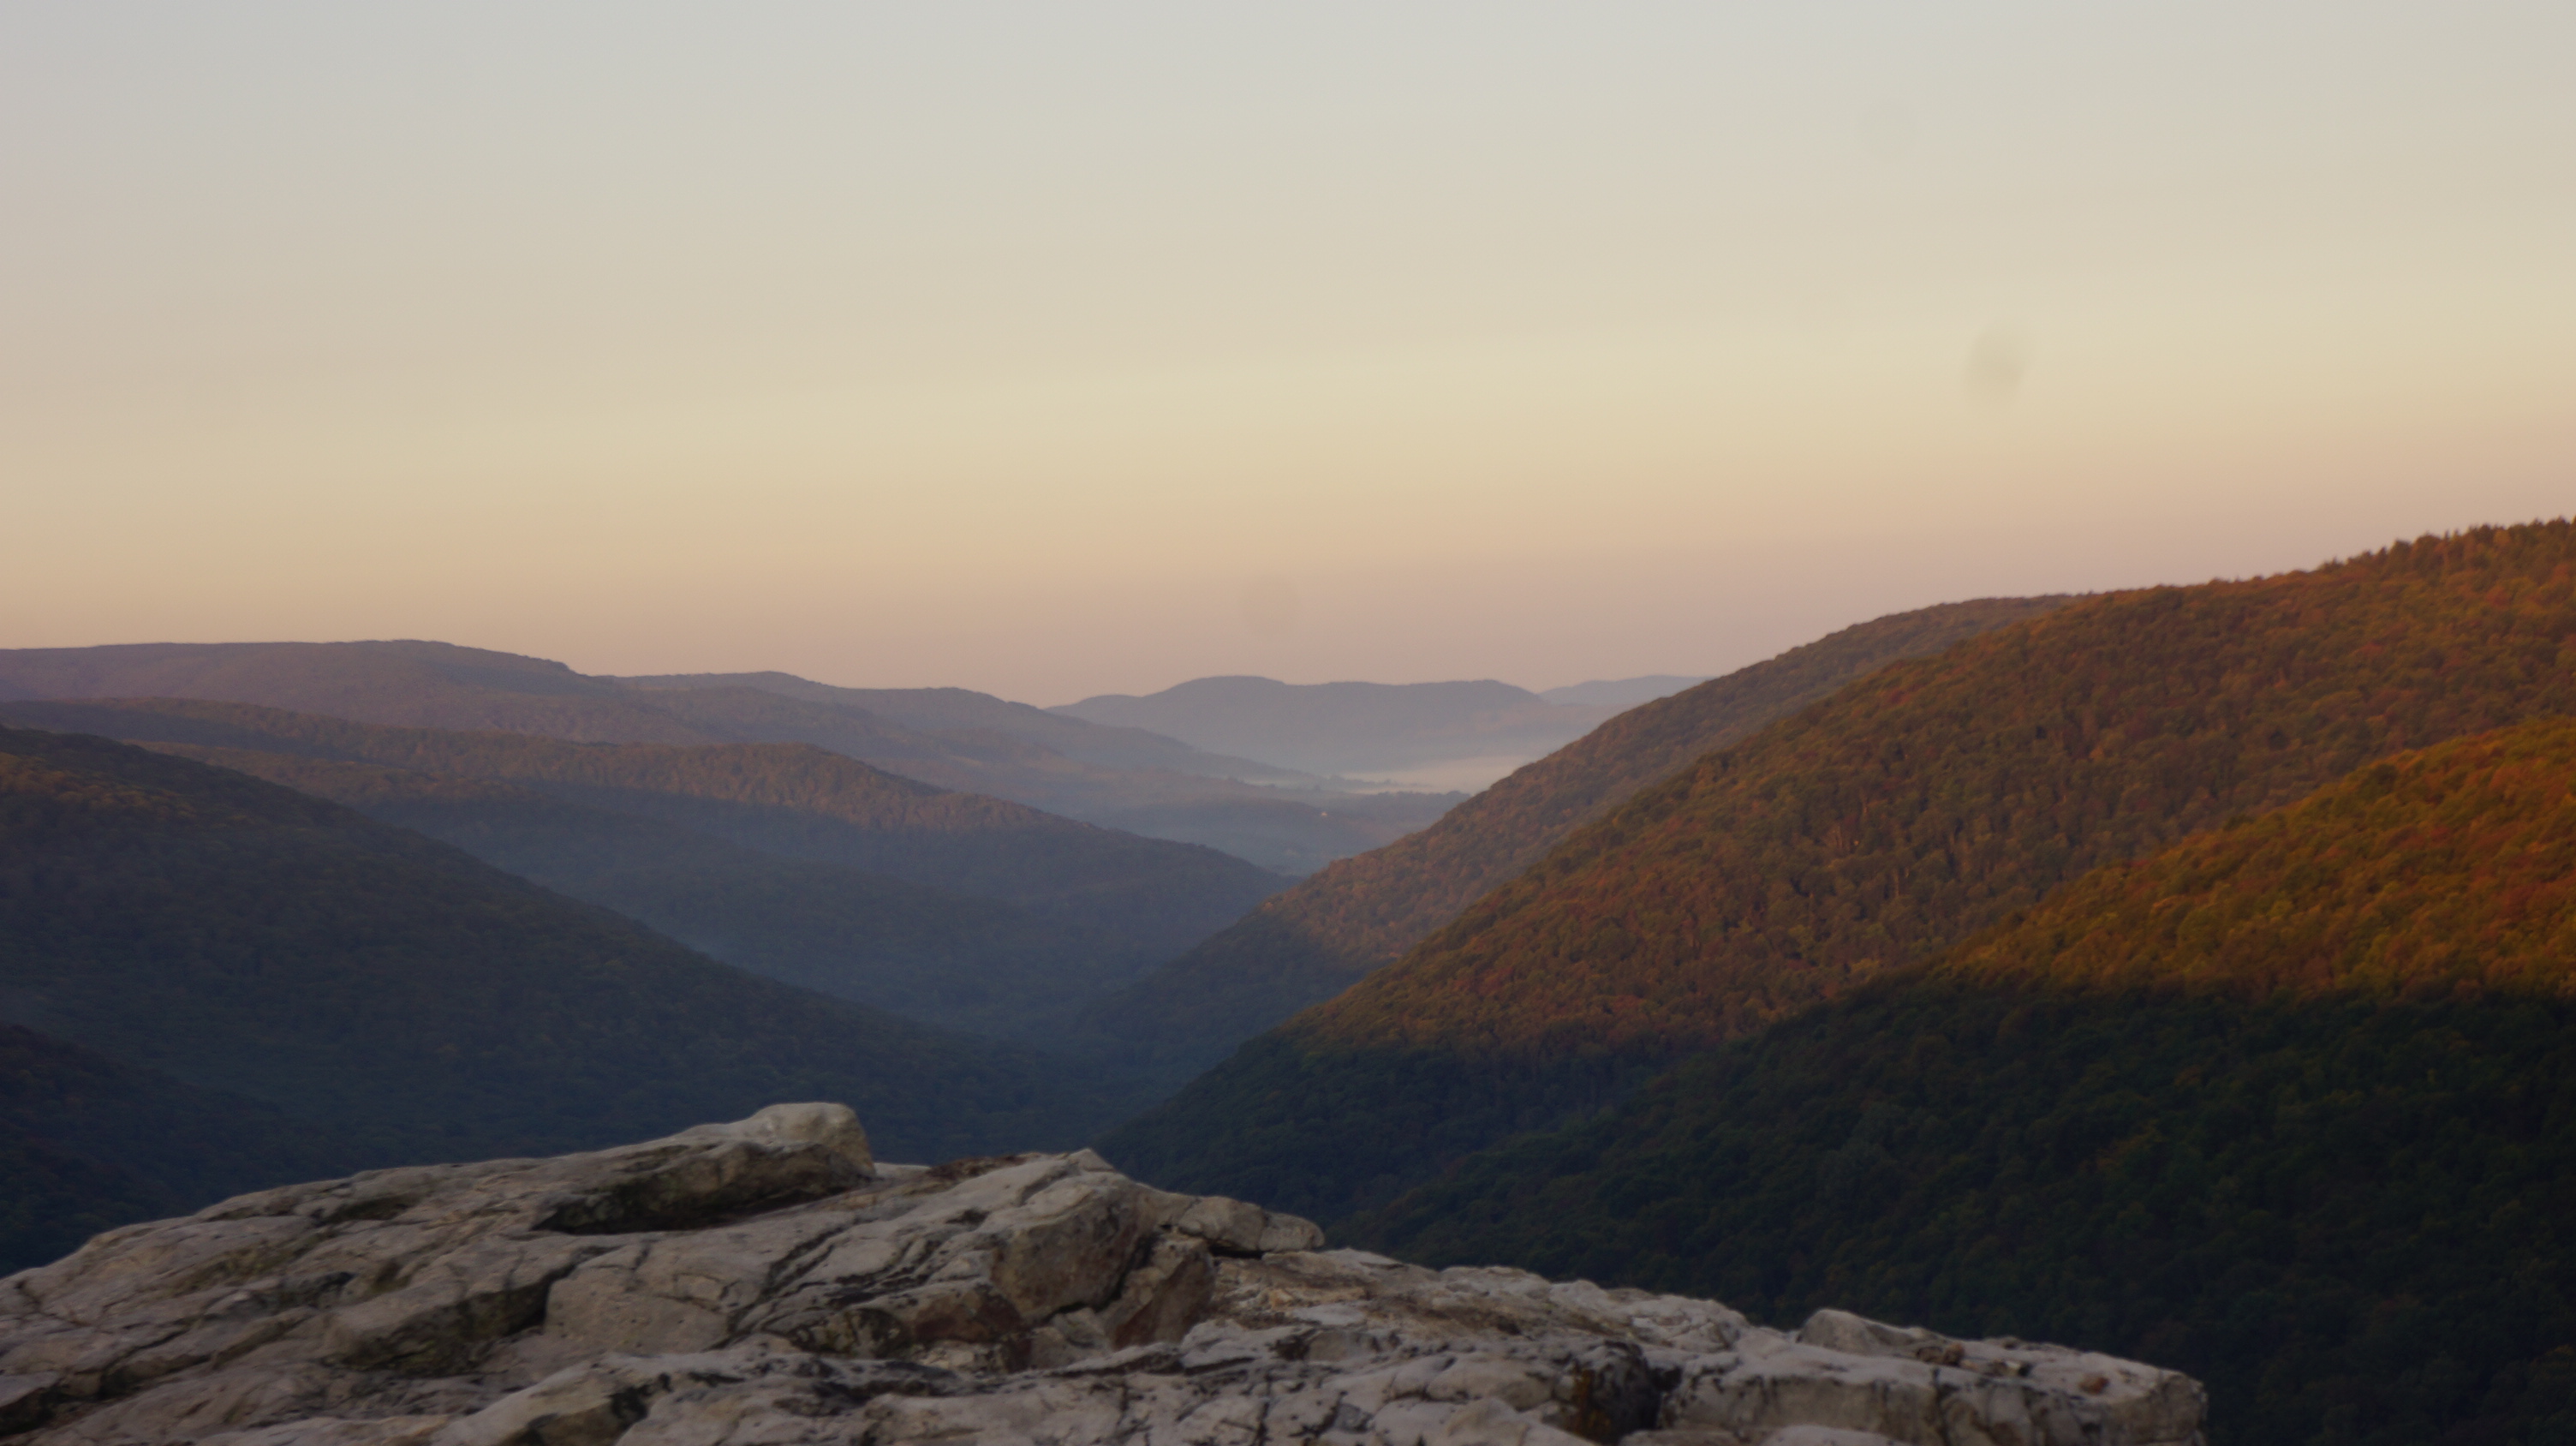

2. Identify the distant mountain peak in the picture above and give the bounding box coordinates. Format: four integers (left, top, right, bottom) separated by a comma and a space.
1052, 675, 1613, 778
0, 642, 1458, 875
1538, 675, 1708, 708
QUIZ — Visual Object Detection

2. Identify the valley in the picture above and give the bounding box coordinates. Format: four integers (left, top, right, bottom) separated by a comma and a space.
0, 727, 1160, 1207
1066, 595, 2073, 1079
11, 13, 2558, 1440
0, 696, 1285, 1029
1103, 523, 2576, 1227
0, 643, 1459, 875
1351, 713, 2576, 1443
7, 523, 2573, 1446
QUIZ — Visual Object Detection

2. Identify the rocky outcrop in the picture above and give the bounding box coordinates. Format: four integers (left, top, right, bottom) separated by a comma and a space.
0, 1104, 2205, 1445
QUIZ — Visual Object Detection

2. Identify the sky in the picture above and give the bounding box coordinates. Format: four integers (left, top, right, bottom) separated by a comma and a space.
4, 3, 2570, 703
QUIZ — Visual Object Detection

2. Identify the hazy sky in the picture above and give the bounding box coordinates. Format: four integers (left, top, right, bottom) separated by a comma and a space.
5, 3, 2569, 702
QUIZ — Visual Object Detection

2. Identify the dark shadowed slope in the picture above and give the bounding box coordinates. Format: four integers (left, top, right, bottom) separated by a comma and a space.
116, 744, 1157, 1041
1357, 715, 2576, 1446
0, 1130, 169, 1278
0, 1025, 337, 1274
0, 725, 1158, 1177
1076, 596, 2074, 1079
0, 699, 1285, 963
1100, 523, 2576, 1222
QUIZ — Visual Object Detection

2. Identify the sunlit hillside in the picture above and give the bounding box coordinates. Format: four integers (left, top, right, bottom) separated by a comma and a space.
1078, 595, 2071, 1078
1357, 714, 2576, 1445
1102, 522, 2576, 1222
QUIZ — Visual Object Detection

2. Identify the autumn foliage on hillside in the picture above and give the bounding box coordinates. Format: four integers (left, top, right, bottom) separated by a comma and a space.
1939, 717, 2576, 1001
1101, 522, 2576, 1222
1304, 522, 2576, 1061
1357, 716, 2576, 1445
1270, 597, 2076, 965
1079, 595, 2069, 1075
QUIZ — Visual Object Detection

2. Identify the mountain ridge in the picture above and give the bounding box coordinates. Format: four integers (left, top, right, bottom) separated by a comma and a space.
1072, 595, 2077, 1079
128, 742, 1157, 1041
1538, 675, 1708, 708
0, 697, 1285, 963
0, 642, 1455, 874
0, 724, 1160, 1182
1100, 522, 2576, 1222
1353, 713, 2576, 1445
617, 670, 1309, 781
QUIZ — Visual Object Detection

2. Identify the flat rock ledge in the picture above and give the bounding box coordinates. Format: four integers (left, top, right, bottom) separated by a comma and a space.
0, 1104, 2205, 1446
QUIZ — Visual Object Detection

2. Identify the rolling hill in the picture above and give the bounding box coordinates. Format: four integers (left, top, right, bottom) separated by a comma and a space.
1098, 522, 2576, 1222
1353, 714, 2576, 1446
0, 697, 1284, 966
612, 677, 1456, 874
616, 670, 1307, 780
0, 640, 709, 741
1073, 595, 2073, 1079
0, 642, 1456, 873
0, 724, 1160, 1184
125, 745, 1153, 1039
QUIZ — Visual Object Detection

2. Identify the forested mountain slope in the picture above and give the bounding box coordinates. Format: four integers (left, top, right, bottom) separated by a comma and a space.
0, 1025, 336, 1274
1100, 523, 2576, 1220
137, 746, 1152, 1039
0, 698, 1283, 961
1357, 714, 2576, 1446
1077, 595, 2073, 1079
0, 640, 708, 741
613, 680, 1452, 874
0, 642, 1451, 873
617, 671, 1303, 780
0, 726, 1157, 1182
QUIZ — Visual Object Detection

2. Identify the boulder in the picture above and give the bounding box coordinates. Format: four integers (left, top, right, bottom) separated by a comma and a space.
0, 1105, 2205, 1444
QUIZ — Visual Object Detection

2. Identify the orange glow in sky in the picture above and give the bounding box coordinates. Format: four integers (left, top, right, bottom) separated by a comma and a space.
4, 3, 2570, 701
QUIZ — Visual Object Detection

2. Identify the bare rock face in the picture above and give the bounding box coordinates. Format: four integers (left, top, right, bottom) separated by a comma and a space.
0, 1105, 2205, 1445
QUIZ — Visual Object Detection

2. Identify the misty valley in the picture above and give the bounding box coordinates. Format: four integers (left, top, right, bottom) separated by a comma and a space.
10, 6, 2570, 1439
6, 524, 2576, 1446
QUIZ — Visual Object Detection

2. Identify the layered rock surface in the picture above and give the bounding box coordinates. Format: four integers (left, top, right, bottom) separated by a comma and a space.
0, 1105, 2204, 1445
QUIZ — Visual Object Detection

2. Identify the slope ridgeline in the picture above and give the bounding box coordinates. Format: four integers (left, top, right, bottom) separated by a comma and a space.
0, 640, 709, 742
615, 671, 1306, 781
148, 745, 1154, 1040
0, 697, 1283, 964
0, 725, 1156, 1198
1099, 521, 2576, 1222
0, 640, 1449, 874
1355, 714, 2576, 1446
1078, 595, 2074, 1079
